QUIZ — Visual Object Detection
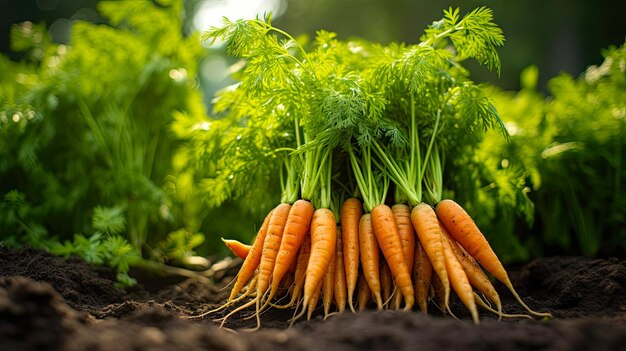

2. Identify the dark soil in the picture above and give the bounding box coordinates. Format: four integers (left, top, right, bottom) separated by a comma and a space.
1, 246, 626, 351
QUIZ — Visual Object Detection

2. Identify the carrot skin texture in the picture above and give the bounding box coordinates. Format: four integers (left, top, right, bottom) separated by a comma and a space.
435, 199, 509, 284
270, 200, 314, 300
440, 223, 501, 315
357, 275, 371, 311
436, 199, 551, 318
413, 239, 433, 313
229, 209, 273, 300
303, 209, 338, 311
257, 203, 292, 296
359, 213, 383, 310
441, 228, 479, 324
322, 240, 337, 318
222, 238, 251, 260
334, 230, 347, 314
380, 260, 393, 307
392, 203, 416, 310
371, 204, 414, 310
411, 203, 450, 309
341, 198, 362, 312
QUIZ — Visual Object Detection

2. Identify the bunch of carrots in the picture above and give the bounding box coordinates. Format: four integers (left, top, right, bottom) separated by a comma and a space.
197, 7, 552, 328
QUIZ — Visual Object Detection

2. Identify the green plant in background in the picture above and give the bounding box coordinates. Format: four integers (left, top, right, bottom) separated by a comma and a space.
0, 0, 211, 280
479, 42, 626, 258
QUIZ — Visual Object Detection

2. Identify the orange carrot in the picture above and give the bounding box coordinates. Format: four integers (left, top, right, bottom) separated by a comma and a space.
436, 199, 551, 318
273, 234, 311, 309
380, 260, 393, 308
441, 226, 479, 324
222, 238, 251, 260
322, 240, 337, 318
359, 213, 383, 310
371, 204, 414, 310
292, 208, 337, 322
413, 239, 433, 313
267, 200, 314, 306
440, 224, 502, 317
334, 230, 347, 314
228, 209, 273, 301
307, 284, 322, 321
341, 198, 362, 313
431, 273, 446, 310
411, 203, 450, 310
357, 275, 371, 311
392, 203, 415, 310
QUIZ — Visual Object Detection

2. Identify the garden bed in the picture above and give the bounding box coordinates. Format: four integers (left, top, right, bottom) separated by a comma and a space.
1, 247, 625, 351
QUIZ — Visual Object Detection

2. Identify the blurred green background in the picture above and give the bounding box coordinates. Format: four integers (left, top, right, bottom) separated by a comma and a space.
0, 0, 624, 278
2, 0, 625, 90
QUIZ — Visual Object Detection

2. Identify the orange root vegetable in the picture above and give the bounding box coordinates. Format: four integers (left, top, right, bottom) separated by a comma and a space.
229, 209, 273, 301
440, 224, 502, 317
322, 238, 337, 318
441, 230, 479, 324
357, 275, 371, 311
359, 213, 383, 310
371, 204, 414, 310
334, 230, 347, 314
341, 198, 362, 313
411, 203, 450, 310
380, 261, 393, 308
269, 200, 315, 305
392, 203, 415, 310
413, 239, 433, 313
272, 235, 311, 309
431, 273, 446, 312
436, 199, 551, 318
222, 238, 251, 260
292, 208, 337, 323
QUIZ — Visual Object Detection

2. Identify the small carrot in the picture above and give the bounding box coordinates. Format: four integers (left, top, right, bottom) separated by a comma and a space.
268, 199, 315, 306
228, 209, 273, 301
334, 230, 347, 314
292, 208, 337, 323
359, 213, 383, 310
222, 238, 251, 260
272, 234, 311, 309
371, 204, 414, 310
431, 273, 446, 311
380, 261, 393, 308
440, 224, 502, 318
341, 198, 362, 313
307, 284, 322, 321
357, 275, 371, 311
441, 228, 479, 324
411, 203, 450, 310
392, 203, 415, 310
413, 239, 433, 313
322, 239, 337, 318
436, 199, 551, 318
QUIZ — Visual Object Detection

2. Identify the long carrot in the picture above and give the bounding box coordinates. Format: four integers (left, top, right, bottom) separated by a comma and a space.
228, 209, 273, 301
359, 213, 383, 310
411, 203, 450, 310
441, 229, 479, 324
222, 238, 251, 260
371, 204, 414, 310
266, 199, 314, 307
291, 208, 337, 323
392, 203, 415, 310
334, 230, 347, 314
341, 197, 362, 313
413, 239, 433, 313
436, 199, 551, 318
440, 224, 502, 318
